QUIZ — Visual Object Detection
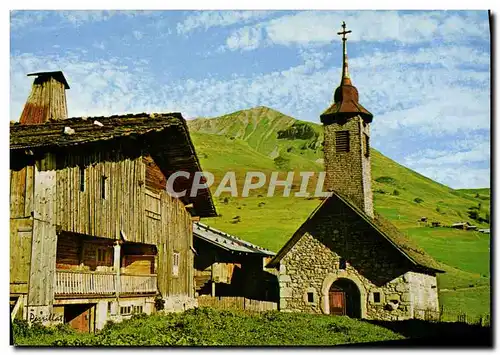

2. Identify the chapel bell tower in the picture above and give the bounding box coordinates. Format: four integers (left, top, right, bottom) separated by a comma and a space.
320, 22, 374, 218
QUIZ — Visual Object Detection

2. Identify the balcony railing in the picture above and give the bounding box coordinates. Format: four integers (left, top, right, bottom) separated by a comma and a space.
121, 274, 158, 294
54, 270, 157, 297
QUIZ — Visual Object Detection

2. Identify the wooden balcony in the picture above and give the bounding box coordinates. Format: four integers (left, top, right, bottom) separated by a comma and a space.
120, 274, 157, 294
55, 270, 157, 297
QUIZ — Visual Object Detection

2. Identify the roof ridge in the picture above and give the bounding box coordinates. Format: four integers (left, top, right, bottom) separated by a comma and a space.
194, 222, 274, 253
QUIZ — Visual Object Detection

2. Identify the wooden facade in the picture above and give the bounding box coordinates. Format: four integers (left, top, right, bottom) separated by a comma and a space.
10, 112, 216, 327
192, 223, 278, 302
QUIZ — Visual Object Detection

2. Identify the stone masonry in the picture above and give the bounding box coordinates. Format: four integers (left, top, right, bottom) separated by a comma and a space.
276, 198, 439, 321
323, 115, 373, 218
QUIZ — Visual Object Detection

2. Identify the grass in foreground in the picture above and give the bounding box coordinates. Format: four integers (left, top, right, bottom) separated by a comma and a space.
13, 308, 404, 346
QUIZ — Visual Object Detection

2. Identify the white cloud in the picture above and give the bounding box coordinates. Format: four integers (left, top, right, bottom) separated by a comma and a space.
224, 26, 264, 51
412, 166, 490, 189
404, 141, 490, 167
222, 11, 489, 51
10, 10, 157, 31
177, 10, 275, 34
10, 11, 48, 30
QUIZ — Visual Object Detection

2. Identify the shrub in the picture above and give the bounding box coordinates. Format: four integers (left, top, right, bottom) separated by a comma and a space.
414, 197, 424, 204
273, 155, 290, 170
155, 295, 165, 311
374, 189, 386, 194
392, 189, 400, 196
468, 210, 479, 220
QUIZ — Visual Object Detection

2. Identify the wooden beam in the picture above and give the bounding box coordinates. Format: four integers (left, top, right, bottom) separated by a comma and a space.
113, 241, 121, 299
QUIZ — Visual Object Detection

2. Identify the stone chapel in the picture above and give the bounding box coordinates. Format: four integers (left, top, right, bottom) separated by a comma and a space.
267, 22, 443, 321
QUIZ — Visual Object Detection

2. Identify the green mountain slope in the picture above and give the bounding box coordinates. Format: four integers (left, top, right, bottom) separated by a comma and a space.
188, 106, 490, 319
188, 106, 489, 232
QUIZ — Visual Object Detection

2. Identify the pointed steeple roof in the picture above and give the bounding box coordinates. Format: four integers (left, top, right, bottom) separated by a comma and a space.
320, 22, 373, 124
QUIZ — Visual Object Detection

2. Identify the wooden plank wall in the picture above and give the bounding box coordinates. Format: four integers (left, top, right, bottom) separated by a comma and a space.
156, 190, 194, 298
56, 150, 147, 244
10, 163, 35, 295
55, 232, 81, 270
10, 219, 33, 295
28, 153, 57, 306
197, 296, 277, 312
10, 165, 34, 218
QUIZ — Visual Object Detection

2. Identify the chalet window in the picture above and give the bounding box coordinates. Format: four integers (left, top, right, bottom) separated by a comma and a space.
373, 292, 381, 303
335, 131, 350, 153
364, 133, 370, 157
307, 292, 314, 303
101, 175, 108, 199
339, 258, 347, 270
96, 247, 111, 266
172, 252, 180, 277
108, 302, 112, 314
133, 305, 143, 314
79, 166, 85, 192
120, 306, 132, 315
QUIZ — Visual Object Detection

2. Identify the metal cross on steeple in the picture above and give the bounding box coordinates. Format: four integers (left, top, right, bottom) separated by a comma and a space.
337, 21, 352, 85
337, 21, 352, 41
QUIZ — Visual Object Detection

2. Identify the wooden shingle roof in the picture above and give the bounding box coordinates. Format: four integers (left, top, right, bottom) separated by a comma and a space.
10, 112, 217, 218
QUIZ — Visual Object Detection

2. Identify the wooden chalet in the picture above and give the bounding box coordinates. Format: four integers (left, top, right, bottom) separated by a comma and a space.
10, 71, 216, 332
193, 223, 278, 302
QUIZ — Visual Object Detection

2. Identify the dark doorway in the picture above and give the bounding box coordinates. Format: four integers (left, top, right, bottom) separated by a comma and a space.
329, 278, 361, 318
64, 304, 95, 333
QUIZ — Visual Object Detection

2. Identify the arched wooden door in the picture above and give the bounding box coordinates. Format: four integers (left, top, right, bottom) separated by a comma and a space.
329, 286, 346, 316
329, 279, 361, 318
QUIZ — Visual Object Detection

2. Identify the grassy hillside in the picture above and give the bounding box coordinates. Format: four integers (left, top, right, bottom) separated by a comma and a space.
188, 106, 490, 319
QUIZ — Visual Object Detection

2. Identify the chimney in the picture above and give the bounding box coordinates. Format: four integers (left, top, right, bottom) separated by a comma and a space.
19, 71, 70, 125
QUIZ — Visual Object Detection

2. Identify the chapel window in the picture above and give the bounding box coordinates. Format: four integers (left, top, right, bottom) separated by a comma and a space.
307, 292, 314, 303
335, 131, 350, 153
373, 292, 381, 303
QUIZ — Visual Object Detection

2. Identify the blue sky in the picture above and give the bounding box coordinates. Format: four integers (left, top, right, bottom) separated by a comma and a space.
10, 10, 490, 189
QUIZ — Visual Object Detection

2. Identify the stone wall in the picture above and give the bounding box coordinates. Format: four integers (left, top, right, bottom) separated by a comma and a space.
276, 198, 438, 321
408, 271, 440, 320
323, 115, 373, 217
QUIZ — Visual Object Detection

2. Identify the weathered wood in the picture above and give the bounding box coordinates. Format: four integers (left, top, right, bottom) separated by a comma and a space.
113, 242, 121, 297
24, 165, 34, 216
10, 167, 27, 217
197, 296, 277, 312
54, 270, 156, 296
10, 218, 33, 295
28, 153, 57, 307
